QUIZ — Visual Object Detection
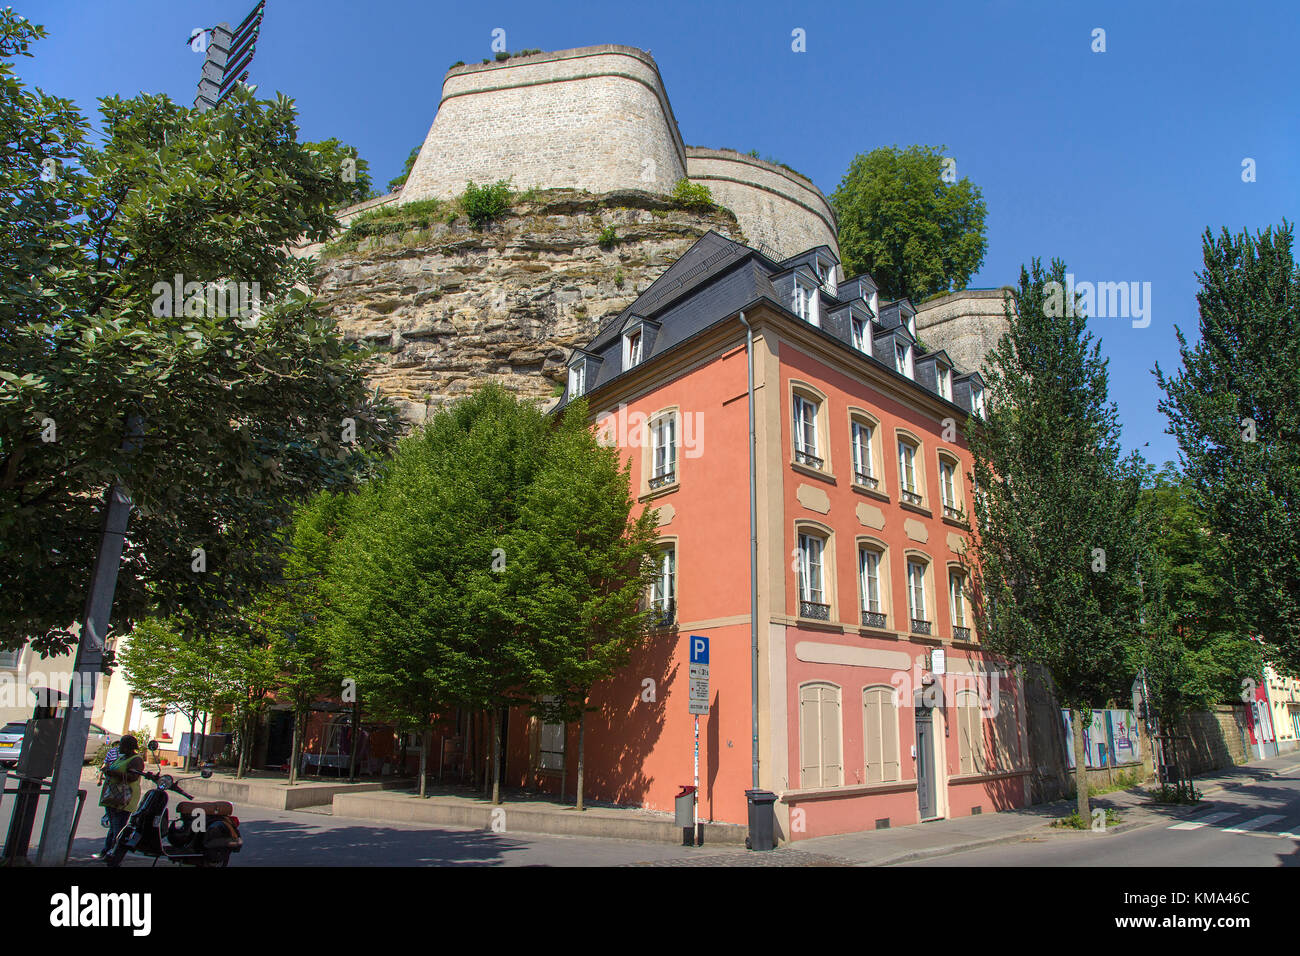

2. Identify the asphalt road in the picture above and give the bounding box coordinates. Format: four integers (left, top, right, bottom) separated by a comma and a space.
903, 765, 1300, 866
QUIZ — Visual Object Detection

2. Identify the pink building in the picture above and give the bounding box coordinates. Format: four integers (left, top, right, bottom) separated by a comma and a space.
502, 233, 1029, 840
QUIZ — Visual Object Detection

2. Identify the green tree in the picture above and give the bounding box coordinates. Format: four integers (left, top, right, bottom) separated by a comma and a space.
966, 258, 1145, 821
117, 618, 233, 770
502, 397, 661, 810
831, 145, 987, 301
387, 144, 421, 192
1156, 223, 1300, 674
0, 11, 397, 654
1136, 466, 1261, 738
304, 137, 376, 204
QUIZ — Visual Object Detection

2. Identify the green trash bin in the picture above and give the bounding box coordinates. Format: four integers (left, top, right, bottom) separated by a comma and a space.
745, 789, 777, 851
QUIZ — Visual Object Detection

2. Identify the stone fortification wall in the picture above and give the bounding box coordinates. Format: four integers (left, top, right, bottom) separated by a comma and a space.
914, 288, 1015, 374
401, 46, 686, 203
685, 147, 838, 261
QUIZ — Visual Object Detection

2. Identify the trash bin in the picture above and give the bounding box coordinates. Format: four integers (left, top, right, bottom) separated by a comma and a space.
675, 786, 697, 846
745, 789, 778, 851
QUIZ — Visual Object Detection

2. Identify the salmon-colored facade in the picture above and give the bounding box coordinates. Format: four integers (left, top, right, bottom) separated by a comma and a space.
500, 235, 1030, 840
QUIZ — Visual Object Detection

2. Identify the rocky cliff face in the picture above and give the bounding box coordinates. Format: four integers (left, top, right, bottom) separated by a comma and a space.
308, 189, 745, 423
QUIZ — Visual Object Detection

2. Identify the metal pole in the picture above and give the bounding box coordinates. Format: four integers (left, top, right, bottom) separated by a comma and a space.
693, 715, 699, 846
738, 312, 759, 790
36, 479, 132, 865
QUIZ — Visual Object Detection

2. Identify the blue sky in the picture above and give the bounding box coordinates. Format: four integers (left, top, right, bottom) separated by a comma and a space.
18, 1, 1299, 466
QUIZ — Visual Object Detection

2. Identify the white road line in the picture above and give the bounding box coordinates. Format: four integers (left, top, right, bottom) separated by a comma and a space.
1223, 814, 1285, 833
1169, 812, 1237, 831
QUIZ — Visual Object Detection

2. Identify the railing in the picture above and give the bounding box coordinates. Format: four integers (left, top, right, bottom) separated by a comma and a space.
795, 449, 824, 470
952, 626, 971, 642
910, 618, 931, 635
799, 600, 831, 621
648, 600, 675, 627
648, 470, 676, 490
861, 610, 887, 629
854, 471, 878, 490
900, 489, 923, 506
943, 504, 964, 521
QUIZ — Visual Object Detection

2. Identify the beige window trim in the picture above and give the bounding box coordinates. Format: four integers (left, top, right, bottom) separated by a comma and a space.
846, 406, 884, 494
789, 379, 833, 476
794, 519, 837, 623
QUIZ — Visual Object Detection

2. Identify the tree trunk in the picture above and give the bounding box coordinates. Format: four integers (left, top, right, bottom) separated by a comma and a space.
347, 697, 361, 782
418, 726, 429, 798
491, 707, 503, 805
464, 711, 475, 786
576, 704, 587, 812
236, 712, 250, 779
482, 711, 492, 798
199, 710, 209, 766
1072, 707, 1090, 820
288, 708, 303, 786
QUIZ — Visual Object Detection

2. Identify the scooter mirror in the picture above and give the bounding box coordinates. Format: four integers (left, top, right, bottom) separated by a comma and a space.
147, 740, 158, 751
201, 764, 215, 779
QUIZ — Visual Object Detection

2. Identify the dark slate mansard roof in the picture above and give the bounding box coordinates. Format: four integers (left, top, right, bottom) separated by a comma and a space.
558, 231, 985, 414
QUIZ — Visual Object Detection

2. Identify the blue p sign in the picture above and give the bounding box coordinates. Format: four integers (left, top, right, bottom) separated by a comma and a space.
690, 635, 709, 665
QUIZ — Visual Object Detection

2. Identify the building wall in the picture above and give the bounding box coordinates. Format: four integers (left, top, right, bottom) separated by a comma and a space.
770, 325, 1028, 838
685, 148, 838, 261
0, 643, 94, 727
1265, 664, 1300, 754
401, 46, 687, 203
914, 289, 1015, 375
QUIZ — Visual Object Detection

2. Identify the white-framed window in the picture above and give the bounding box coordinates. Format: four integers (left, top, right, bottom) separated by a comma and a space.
793, 280, 819, 327
624, 328, 643, 369
851, 420, 875, 487
937, 364, 952, 401
863, 685, 901, 784
971, 386, 986, 418
799, 682, 842, 789
907, 559, 928, 624
650, 413, 676, 485
851, 315, 870, 353
940, 458, 958, 512
568, 360, 586, 398
650, 545, 676, 619
793, 394, 820, 465
905, 311, 916, 338
898, 439, 918, 498
797, 532, 825, 606
859, 547, 882, 614
950, 570, 968, 630
815, 258, 837, 295
895, 341, 913, 379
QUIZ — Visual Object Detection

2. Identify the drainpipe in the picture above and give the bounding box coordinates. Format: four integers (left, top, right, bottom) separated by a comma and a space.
738, 312, 760, 790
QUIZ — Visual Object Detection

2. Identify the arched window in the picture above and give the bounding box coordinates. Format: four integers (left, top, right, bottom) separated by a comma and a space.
862, 685, 900, 784
858, 540, 889, 630
938, 451, 963, 520
799, 682, 842, 788
905, 554, 933, 634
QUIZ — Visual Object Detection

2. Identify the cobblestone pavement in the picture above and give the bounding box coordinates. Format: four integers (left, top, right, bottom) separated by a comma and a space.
628, 848, 857, 866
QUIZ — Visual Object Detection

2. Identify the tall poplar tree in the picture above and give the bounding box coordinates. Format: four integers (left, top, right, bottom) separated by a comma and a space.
967, 258, 1145, 821
1156, 223, 1300, 674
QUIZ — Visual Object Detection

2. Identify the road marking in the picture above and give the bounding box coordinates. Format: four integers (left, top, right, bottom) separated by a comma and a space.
1223, 814, 1285, 833
1169, 812, 1236, 830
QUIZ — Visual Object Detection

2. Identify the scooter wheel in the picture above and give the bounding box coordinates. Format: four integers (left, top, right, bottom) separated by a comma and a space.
201, 849, 230, 868
105, 844, 128, 867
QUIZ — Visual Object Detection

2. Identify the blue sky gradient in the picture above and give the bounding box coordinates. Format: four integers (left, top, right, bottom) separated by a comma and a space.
18, 1, 1299, 465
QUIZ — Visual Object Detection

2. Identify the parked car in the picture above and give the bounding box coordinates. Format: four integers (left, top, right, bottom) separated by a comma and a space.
0, 721, 111, 768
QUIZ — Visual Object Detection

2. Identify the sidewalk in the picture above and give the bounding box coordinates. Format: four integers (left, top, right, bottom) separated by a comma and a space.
791, 751, 1300, 866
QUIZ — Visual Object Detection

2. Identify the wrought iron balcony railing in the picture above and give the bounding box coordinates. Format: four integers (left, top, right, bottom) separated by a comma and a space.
648, 599, 675, 627
952, 625, 971, 642
900, 489, 923, 506
794, 449, 824, 470
910, 618, 931, 635
649, 470, 676, 490
799, 600, 831, 621
861, 609, 887, 629
854, 471, 878, 490
943, 504, 964, 521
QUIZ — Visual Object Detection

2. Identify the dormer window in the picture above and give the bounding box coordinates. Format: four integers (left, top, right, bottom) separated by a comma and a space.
793, 280, 819, 327
568, 360, 587, 398
851, 315, 870, 353
814, 258, 837, 295
971, 386, 986, 418
895, 342, 914, 379
904, 310, 916, 338
937, 364, 952, 401
623, 328, 643, 369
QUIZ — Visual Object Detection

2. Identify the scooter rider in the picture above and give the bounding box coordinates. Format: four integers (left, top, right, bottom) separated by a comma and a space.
93, 735, 145, 860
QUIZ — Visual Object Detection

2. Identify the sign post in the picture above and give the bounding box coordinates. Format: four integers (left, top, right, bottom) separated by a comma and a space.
688, 635, 710, 847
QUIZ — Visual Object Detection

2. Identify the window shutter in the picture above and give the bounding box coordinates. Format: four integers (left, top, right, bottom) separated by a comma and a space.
820, 687, 842, 786
800, 687, 822, 788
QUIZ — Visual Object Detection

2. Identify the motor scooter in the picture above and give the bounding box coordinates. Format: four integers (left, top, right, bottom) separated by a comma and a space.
105, 741, 243, 867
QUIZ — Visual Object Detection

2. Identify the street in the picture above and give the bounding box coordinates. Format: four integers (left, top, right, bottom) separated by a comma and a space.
904, 764, 1300, 867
